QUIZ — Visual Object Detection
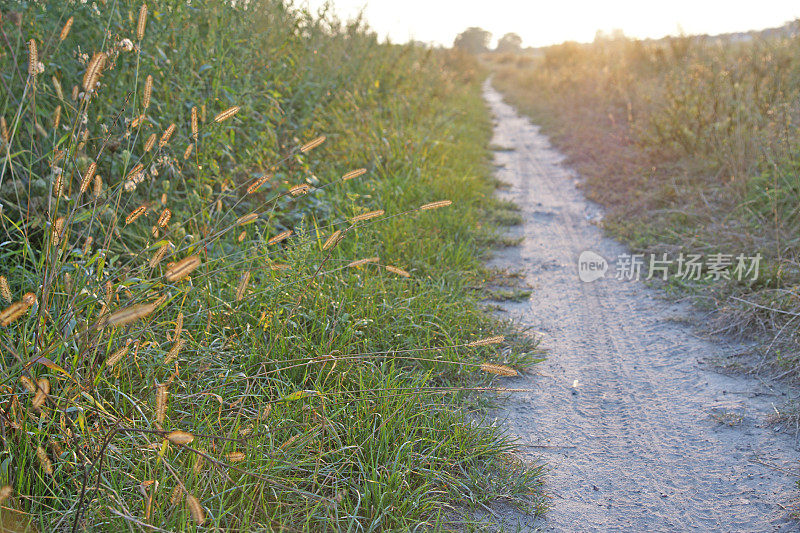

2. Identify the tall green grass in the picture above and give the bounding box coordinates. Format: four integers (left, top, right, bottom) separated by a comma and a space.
0, 1, 543, 530
489, 30, 800, 369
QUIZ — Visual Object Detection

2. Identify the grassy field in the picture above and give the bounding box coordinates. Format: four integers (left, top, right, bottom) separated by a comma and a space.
0, 1, 544, 530
489, 30, 800, 372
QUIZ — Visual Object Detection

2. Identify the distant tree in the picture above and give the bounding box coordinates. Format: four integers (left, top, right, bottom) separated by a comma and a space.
496, 33, 523, 53
454, 27, 491, 55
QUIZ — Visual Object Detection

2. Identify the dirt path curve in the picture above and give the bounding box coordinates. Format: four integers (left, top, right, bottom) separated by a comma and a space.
483, 81, 799, 532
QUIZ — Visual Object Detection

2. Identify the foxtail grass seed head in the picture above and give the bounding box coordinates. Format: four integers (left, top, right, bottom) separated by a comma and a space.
143, 75, 153, 110
385, 265, 411, 278
342, 168, 367, 181
164, 338, 184, 364
52, 76, 63, 100
150, 242, 169, 268
131, 114, 144, 129
82, 52, 106, 91
126, 163, 145, 183
28, 40, 38, 76
236, 271, 250, 302
467, 335, 505, 347
20, 376, 35, 393
93, 174, 103, 197
480, 363, 518, 377
164, 255, 201, 282
144, 133, 156, 152
348, 257, 379, 268
351, 209, 384, 223
106, 301, 157, 328
166, 430, 194, 445
53, 172, 64, 197
236, 213, 258, 226
32, 378, 49, 408
214, 106, 239, 123
190, 106, 198, 139
170, 485, 183, 506
268, 230, 292, 245
105, 280, 113, 304
227, 451, 245, 462
174, 312, 183, 339
126, 205, 147, 225
107, 341, 131, 367
247, 175, 271, 194
300, 135, 326, 153
322, 230, 342, 250
155, 384, 167, 424
420, 200, 452, 210
137, 4, 148, 40
158, 209, 171, 227
289, 183, 310, 196
36, 446, 53, 475
52, 217, 65, 246
22, 292, 36, 306
183, 143, 193, 160
159, 123, 176, 147
71, 85, 79, 101
238, 230, 246, 242
59, 17, 74, 41
186, 494, 205, 525
0, 117, 8, 144
80, 162, 97, 194
0, 276, 11, 302
0, 486, 11, 504
53, 105, 61, 130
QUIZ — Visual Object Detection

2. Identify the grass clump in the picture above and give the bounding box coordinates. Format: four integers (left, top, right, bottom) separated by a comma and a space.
487, 28, 800, 372
0, 1, 543, 530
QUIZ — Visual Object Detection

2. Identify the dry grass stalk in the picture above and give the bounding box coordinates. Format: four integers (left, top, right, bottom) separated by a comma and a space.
350, 209, 383, 223
125, 205, 147, 225
164, 255, 201, 282
467, 335, 505, 347
322, 230, 342, 250
143, 75, 153, 110
420, 200, 452, 210
214, 106, 240, 123
137, 4, 148, 40
300, 135, 326, 153
480, 363, 518, 377
106, 301, 157, 328
159, 123, 176, 147
27, 40, 37, 76
342, 168, 367, 181
59, 17, 73, 41
0, 276, 11, 302
236, 271, 250, 302
79, 162, 97, 194
268, 230, 292, 245
186, 494, 205, 525
385, 265, 411, 278
348, 257, 379, 268
247, 175, 271, 194
236, 213, 258, 226
83, 52, 107, 91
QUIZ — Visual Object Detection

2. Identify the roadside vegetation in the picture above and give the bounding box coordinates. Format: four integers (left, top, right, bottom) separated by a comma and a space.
488, 27, 800, 373
0, 1, 544, 530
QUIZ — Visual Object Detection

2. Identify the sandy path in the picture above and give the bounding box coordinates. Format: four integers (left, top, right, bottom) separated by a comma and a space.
483, 81, 799, 532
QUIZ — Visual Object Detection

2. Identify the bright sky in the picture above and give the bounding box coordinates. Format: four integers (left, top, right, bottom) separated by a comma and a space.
301, 0, 800, 48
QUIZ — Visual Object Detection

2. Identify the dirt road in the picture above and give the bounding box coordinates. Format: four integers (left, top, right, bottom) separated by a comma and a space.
484, 81, 798, 532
